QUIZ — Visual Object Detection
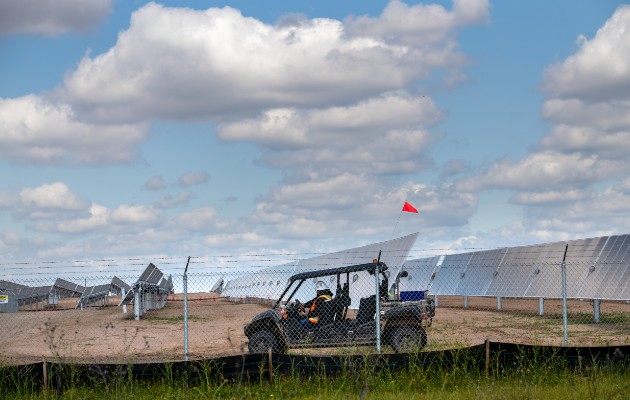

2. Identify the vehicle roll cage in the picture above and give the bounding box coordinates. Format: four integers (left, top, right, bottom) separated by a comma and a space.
272, 261, 388, 310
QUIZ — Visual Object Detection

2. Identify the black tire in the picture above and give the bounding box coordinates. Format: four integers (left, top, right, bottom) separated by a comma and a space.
389, 325, 427, 353
248, 329, 283, 354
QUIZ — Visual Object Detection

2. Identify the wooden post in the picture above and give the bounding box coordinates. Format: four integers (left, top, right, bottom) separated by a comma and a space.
485, 339, 490, 376
42, 358, 48, 391
268, 348, 273, 384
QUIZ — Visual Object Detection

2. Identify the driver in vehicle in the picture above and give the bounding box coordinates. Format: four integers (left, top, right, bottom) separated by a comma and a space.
297, 281, 333, 330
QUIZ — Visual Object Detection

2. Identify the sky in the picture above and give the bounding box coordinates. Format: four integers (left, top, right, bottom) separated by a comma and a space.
1, 0, 630, 275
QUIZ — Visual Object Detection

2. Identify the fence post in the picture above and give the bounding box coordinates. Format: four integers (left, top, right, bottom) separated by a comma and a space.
134, 284, 141, 320
593, 298, 601, 323
121, 288, 127, 314
375, 260, 382, 354
561, 244, 569, 347
184, 256, 190, 361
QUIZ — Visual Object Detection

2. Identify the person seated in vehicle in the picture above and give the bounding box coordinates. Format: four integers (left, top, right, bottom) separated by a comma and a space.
296, 281, 333, 330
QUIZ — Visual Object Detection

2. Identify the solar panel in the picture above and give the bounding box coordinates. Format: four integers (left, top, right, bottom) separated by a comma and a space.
53, 278, 85, 297
220, 233, 419, 308
110, 276, 131, 293
210, 276, 224, 293
591, 235, 630, 299
138, 263, 163, 285
77, 284, 111, 308
486, 245, 535, 297
456, 249, 506, 296
158, 275, 173, 292
0, 280, 29, 291
429, 253, 471, 295
399, 256, 440, 293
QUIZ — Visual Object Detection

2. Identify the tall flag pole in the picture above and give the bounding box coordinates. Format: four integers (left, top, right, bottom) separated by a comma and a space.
390, 200, 419, 239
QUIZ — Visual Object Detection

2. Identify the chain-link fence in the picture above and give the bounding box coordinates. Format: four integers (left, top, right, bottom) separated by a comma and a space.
1, 253, 630, 364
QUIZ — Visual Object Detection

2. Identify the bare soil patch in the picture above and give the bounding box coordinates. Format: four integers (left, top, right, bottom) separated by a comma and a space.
1, 294, 628, 365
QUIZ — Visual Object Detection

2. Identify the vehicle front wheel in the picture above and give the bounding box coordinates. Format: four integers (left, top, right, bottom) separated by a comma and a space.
248, 329, 284, 354
389, 325, 427, 353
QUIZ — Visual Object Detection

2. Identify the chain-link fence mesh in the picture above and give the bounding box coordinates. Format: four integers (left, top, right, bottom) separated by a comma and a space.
1, 250, 630, 364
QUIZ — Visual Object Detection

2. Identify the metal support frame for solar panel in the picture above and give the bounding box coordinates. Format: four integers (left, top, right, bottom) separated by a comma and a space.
118, 263, 169, 319
160, 274, 173, 294
110, 276, 131, 296
76, 284, 112, 308
14, 286, 53, 310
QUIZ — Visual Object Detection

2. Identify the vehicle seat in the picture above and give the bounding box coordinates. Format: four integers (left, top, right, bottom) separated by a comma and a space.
333, 282, 351, 321
355, 295, 376, 325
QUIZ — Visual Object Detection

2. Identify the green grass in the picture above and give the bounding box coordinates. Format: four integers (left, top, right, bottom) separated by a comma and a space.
1, 348, 629, 399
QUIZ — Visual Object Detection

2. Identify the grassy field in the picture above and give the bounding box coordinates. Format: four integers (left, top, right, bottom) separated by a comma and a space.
2, 352, 628, 399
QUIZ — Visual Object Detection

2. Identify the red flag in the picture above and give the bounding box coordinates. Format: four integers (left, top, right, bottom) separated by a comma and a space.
402, 201, 418, 213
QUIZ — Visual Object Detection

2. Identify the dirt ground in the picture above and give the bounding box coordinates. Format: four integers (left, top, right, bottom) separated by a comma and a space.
1, 293, 629, 365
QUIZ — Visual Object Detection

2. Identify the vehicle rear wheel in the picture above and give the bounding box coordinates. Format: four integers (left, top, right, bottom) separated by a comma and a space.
248, 329, 283, 353
389, 325, 427, 353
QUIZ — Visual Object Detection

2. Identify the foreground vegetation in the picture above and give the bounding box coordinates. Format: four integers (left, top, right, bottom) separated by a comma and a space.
1, 351, 628, 400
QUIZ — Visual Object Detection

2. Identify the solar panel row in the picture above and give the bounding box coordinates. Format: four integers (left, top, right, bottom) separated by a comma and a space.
400, 234, 630, 300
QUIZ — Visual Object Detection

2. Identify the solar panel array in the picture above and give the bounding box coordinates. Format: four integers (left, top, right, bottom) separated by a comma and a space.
77, 284, 112, 308
119, 263, 173, 318
221, 233, 419, 308
0, 276, 134, 311
399, 234, 630, 300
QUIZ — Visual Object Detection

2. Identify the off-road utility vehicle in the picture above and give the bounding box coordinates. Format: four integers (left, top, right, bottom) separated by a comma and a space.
244, 261, 435, 353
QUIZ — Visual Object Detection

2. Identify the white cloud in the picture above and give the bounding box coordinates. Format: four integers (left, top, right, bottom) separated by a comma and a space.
541, 99, 630, 132
154, 192, 195, 209
204, 232, 277, 248
509, 189, 590, 206
19, 182, 87, 211
0, 0, 112, 37
456, 151, 627, 192
1, 232, 20, 246
177, 171, 210, 187
174, 207, 218, 231
54, 203, 109, 233
346, 0, 489, 46
542, 5, 630, 101
144, 176, 166, 191
0, 190, 13, 209
251, 176, 477, 240
110, 204, 160, 225
219, 93, 442, 177
539, 124, 630, 159
538, 99, 630, 158
0, 95, 148, 165
57, 1, 487, 123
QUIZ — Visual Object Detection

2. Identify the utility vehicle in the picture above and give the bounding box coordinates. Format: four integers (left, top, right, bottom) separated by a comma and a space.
244, 261, 435, 353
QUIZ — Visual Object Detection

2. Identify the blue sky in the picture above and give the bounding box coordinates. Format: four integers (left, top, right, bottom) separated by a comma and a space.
1, 0, 629, 270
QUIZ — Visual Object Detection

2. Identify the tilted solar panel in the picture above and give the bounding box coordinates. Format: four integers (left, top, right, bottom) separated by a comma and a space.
456, 249, 506, 296
138, 263, 163, 285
